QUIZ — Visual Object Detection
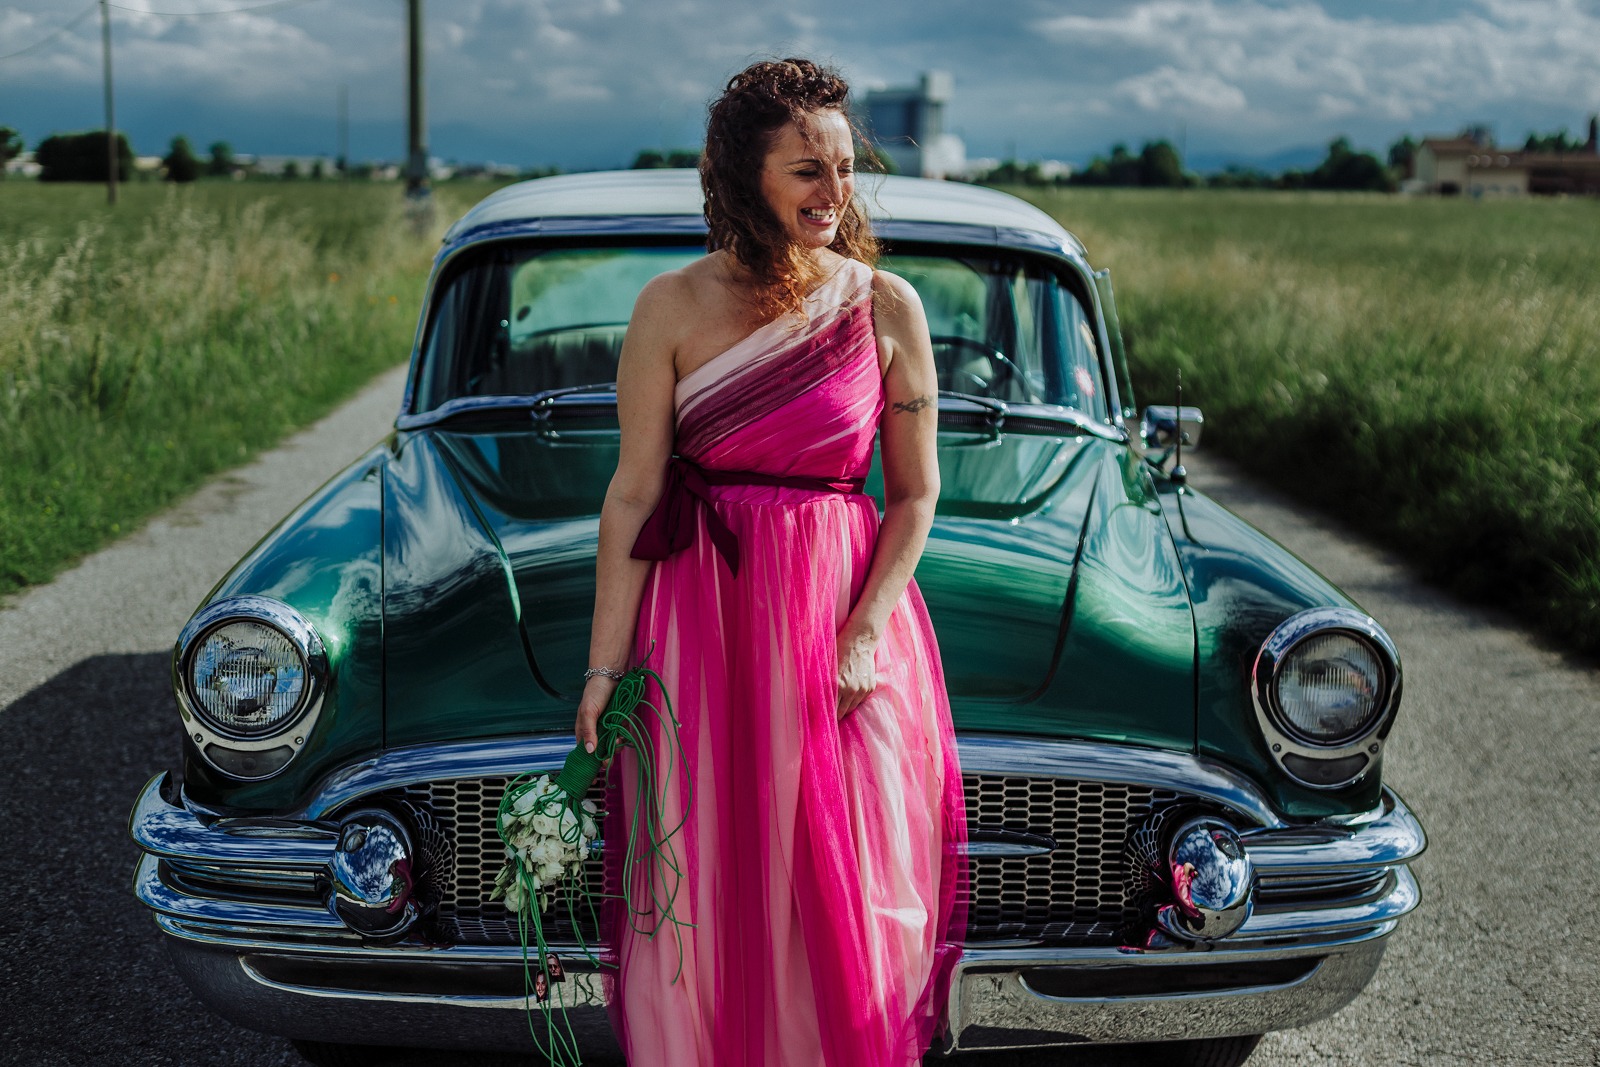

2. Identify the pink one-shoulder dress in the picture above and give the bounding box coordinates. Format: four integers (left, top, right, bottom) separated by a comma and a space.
604, 258, 968, 1067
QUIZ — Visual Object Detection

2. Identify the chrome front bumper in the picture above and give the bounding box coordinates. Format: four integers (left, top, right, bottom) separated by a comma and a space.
130, 737, 1426, 1054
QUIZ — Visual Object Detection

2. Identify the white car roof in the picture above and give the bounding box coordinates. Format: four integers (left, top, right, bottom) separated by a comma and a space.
443, 169, 1080, 252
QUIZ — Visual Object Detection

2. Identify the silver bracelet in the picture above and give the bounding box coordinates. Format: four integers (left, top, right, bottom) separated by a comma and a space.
583, 666, 628, 682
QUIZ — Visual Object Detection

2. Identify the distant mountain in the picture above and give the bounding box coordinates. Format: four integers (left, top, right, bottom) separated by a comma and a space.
1185, 144, 1327, 175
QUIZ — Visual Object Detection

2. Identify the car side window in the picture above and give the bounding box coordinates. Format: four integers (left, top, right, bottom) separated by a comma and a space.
1051, 275, 1109, 421
417, 245, 701, 410
882, 253, 1108, 417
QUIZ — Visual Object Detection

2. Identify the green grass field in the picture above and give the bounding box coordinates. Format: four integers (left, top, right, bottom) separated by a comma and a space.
1016, 188, 1600, 658
0, 181, 486, 598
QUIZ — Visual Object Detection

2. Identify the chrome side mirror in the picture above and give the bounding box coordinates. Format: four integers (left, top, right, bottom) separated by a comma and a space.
1140, 405, 1204, 452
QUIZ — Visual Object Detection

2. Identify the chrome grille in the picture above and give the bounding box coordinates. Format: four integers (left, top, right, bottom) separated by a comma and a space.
960, 774, 1181, 944
395, 772, 1183, 947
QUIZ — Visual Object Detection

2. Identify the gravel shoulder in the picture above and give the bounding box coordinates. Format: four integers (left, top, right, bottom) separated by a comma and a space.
2, 375, 1595, 1066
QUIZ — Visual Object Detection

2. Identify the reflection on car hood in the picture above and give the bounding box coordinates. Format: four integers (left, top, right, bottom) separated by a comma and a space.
381, 427, 1194, 750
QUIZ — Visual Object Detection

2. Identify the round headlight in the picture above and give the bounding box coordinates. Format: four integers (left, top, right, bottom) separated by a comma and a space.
190, 620, 308, 736
1274, 631, 1384, 744
1252, 607, 1401, 790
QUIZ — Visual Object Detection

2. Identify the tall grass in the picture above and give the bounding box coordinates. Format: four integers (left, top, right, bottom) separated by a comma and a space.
0, 182, 484, 598
1019, 188, 1600, 657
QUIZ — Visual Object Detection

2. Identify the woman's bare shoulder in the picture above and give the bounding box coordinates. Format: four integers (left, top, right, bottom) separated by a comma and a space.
635, 253, 726, 323
870, 268, 926, 331
870, 267, 918, 298
632, 263, 695, 318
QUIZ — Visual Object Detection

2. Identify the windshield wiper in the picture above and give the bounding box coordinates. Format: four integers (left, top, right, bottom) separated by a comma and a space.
935, 391, 1124, 442
938, 390, 1009, 422
397, 385, 618, 431
1003, 403, 1125, 441
531, 383, 617, 418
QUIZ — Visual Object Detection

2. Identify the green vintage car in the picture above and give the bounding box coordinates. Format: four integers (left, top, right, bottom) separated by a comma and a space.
129, 171, 1424, 1067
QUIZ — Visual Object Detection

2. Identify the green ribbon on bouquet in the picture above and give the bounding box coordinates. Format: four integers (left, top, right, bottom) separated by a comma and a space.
493, 661, 695, 1065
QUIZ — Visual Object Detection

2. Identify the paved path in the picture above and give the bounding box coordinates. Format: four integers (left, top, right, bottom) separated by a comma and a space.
1, 367, 1595, 1065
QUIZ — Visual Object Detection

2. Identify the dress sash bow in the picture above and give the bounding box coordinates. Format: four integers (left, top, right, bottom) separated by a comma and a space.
630, 456, 867, 577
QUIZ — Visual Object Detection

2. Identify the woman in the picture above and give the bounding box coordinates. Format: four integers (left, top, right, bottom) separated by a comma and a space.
575, 58, 967, 1067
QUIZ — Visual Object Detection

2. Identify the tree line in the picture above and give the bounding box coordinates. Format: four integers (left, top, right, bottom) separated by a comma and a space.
975, 124, 1591, 193
974, 136, 1397, 192
0, 128, 561, 182
0, 128, 329, 182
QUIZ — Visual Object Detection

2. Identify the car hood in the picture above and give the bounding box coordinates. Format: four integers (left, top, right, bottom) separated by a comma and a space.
382, 426, 1194, 750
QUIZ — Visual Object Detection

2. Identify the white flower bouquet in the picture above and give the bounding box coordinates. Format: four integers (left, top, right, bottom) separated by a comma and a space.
489, 774, 601, 916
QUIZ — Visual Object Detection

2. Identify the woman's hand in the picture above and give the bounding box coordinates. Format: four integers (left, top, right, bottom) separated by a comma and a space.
836, 628, 879, 719
575, 674, 620, 754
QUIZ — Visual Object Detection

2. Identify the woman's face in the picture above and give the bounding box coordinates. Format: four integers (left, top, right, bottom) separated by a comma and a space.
759, 108, 856, 251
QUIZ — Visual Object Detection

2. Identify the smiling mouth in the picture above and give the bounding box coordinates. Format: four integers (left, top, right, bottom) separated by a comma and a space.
800, 207, 837, 224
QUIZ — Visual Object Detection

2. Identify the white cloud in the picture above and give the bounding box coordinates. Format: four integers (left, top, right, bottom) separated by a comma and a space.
1032, 0, 1600, 130
1114, 67, 1248, 114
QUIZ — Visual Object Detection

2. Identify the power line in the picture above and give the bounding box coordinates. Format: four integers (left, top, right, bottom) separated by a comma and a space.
105, 0, 327, 18
0, 3, 99, 62
0, 0, 327, 63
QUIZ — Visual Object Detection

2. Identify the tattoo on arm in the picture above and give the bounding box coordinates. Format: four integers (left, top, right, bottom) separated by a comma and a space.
892, 395, 933, 414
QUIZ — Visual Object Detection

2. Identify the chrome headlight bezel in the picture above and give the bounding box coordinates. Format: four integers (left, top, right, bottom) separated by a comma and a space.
173, 595, 329, 780
1251, 607, 1402, 790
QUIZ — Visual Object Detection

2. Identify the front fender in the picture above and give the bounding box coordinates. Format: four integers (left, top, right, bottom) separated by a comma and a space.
1159, 481, 1386, 819
180, 445, 389, 812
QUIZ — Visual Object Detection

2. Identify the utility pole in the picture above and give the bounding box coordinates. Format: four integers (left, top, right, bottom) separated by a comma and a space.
338, 83, 349, 179
405, 0, 428, 201
100, 0, 116, 205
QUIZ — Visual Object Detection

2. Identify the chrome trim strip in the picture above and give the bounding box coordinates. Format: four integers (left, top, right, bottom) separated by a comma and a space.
130, 774, 340, 868
299, 735, 577, 819
166, 938, 624, 1055
953, 735, 1287, 828
946, 937, 1388, 1050
1233, 866, 1419, 940
294, 733, 1288, 826
237, 957, 611, 1008
155, 915, 607, 961
393, 394, 538, 430
136, 854, 345, 931
1243, 789, 1426, 873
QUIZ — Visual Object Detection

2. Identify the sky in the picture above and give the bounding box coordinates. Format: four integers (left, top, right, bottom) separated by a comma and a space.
2, 0, 1599, 171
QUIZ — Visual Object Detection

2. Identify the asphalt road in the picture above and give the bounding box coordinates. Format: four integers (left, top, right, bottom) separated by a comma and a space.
1, 365, 1596, 1066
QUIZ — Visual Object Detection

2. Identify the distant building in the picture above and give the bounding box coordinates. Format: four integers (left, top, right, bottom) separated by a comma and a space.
4, 150, 41, 179
864, 71, 966, 179
1411, 116, 1600, 197
252, 154, 338, 177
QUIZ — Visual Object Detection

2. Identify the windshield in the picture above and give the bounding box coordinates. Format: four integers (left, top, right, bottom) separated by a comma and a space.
415, 242, 1107, 419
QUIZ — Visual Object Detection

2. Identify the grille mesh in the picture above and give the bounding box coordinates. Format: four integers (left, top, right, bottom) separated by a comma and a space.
395, 772, 1182, 947
959, 774, 1180, 943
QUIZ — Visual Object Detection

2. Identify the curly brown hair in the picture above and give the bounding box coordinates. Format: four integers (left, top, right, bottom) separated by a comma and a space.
701, 58, 881, 321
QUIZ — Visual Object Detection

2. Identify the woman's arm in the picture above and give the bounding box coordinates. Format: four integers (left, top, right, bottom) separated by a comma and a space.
574, 273, 683, 752
836, 269, 941, 717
